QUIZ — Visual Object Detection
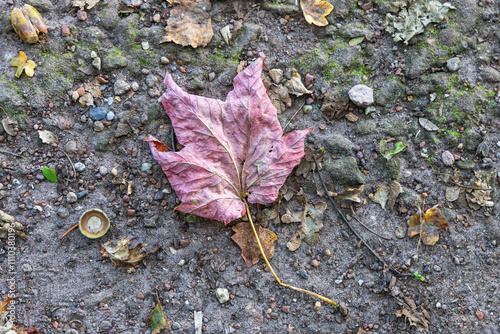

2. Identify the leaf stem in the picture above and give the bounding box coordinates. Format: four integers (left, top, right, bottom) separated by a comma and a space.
244, 200, 348, 316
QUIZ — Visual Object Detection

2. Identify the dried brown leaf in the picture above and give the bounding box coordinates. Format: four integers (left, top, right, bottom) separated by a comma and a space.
286, 69, 312, 96
282, 201, 327, 251
407, 207, 448, 245
371, 184, 389, 209
100, 238, 149, 267
386, 181, 402, 210
300, 0, 334, 27
395, 307, 429, 330
161, 1, 213, 48
38, 130, 58, 144
332, 185, 364, 203
231, 221, 277, 267
445, 186, 461, 202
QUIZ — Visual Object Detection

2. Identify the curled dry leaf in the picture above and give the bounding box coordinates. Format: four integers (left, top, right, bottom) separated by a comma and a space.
395, 306, 430, 331
467, 171, 494, 210
161, 0, 213, 48
282, 201, 327, 251
295, 147, 324, 178
268, 84, 291, 114
386, 181, 402, 210
300, 0, 334, 27
231, 221, 277, 267
1, 117, 18, 137
146, 53, 312, 224
100, 238, 148, 267
11, 5, 47, 43
220, 25, 232, 45
150, 302, 170, 334
331, 185, 364, 203
445, 186, 461, 202
286, 69, 313, 96
38, 130, 58, 144
407, 207, 448, 245
72, 0, 100, 10
10, 51, 37, 78
371, 184, 389, 209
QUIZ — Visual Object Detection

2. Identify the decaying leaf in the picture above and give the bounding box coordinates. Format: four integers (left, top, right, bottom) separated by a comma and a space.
161, 0, 213, 48
1, 118, 18, 137
295, 147, 324, 178
407, 207, 448, 246
331, 185, 364, 203
11, 5, 47, 43
386, 1, 455, 44
100, 238, 149, 267
38, 130, 58, 144
232, 221, 277, 267
371, 184, 389, 209
150, 302, 170, 334
300, 0, 334, 27
10, 51, 37, 78
268, 84, 292, 114
386, 181, 402, 210
286, 69, 313, 96
395, 306, 430, 331
445, 186, 461, 202
146, 53, 312, 224
419, 117, 439, 132
282, 200, 327, 251
72, 0, 100, 10
379, 138, 406, 161
349, 37, 364, 46
220, 25, 232, 45
467, 171, 494, 210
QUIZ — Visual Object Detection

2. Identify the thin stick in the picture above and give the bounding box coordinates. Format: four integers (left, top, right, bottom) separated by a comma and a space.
57, 148, 77, 180
313, 156, 399, 276
244, 201, 348, 316
283, 102, 305, 132
0, 150, 22, 157
60, 223, 78, 239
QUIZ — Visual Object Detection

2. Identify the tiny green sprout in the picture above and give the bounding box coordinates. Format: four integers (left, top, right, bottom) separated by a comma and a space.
413, 271, 425, 282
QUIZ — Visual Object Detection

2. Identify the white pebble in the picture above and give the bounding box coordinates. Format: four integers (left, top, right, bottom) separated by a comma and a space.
216, 288, 230, 304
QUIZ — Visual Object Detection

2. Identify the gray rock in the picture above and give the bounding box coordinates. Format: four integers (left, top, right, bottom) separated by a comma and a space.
324, 134, 354, 155
463, 130, 482, 153
232, 23, 262, 55
58, 207, 70, 218
114, 122, 131, 137
338, 22, 373, 39
115, 13, 139, 45
82, 27, 107, 45
94, 121, 104, 132
480, 67, 500, 82
148, 87, 161, 97
323, 157, 365, 186
89, 106, 109, 121
100, 320, 112, 331
383, 117, 408, 137
26, 0, 53, 12
114, 80, 131, 95
185, 77, 205, 91
456, 159, 475, 169
64, 140, 78, 153
441, 150, 455, 166
145, 74, 159, 88
437, 28, 460, 47
66, 329, 79, 334
67, 192, 78, 203
355, 120, 376, 135
477, 43, 493, 63
84, 290, 113, 307
377, 156, 402, 180
446, 57, 461, 72
348, 85, 374, 107
440, 207, 456, 222
405, 48, 446, 79
263, 3, 298, 15
101, 0, 120, 30
74, 162, 86, 172
131, 82, 139, 91
93, 130, 113, 152
375, 79, 404, 106
171, 322, 181, 331
102, 54, 128, 71
458, 58, 478, 84
454, 0, 477, 32
0, 82, 25, 111
99, 166, 108, 175
22, 263, 33, 273
92, 57, 101, 70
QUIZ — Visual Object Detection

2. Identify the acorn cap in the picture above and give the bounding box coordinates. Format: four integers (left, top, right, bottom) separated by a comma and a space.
79, 209, 110, 239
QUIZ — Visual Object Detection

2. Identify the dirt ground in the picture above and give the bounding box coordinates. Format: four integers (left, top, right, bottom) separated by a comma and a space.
0, 0, 499, 333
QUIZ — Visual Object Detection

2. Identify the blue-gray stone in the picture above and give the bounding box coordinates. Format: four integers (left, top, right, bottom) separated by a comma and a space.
106, 111, 115, 121
77, 190, 88, 199
89, 106, 109, 121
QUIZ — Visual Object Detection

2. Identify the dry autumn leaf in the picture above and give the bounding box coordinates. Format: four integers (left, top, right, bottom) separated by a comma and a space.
300, 0, 334, 27
100, 238, 148, 267
407, 207, 449, 245
286, 69, 313, 96
282, 200, 327, 251
10, 51, 37, 78
232, 221, 277, 267
161, 0, 213, 48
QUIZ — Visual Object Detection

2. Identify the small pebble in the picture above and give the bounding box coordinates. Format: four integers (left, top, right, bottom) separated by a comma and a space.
22, 263, 33, 273
441, 150, 455, 166
131, 82, 139, 91
136, 292, 145, 300
67, 192, 78, 203
161, 56, 170, 65
141, 163, 153, 171
77, 10, 87, 20
111, 168, 118, 176
99, 166, 108, 175
92, 57, 101, 70
141, 41, 149, 50
127, 209, 136, 216
216, 288, 229, 304
178, 259, 186, 266
311, 259, 320, 268
77, 190, 88, 199
94, 121, 104, 132
171, 322, 181, 330
314, 301, 321, 311
91, 51, 97, 59
74, 162, 85, 172
61, 25, 70, 36
476, 310, 484, 320
153, 13, 161, 23
106, 111, 115, 121
436, 302, 442, 308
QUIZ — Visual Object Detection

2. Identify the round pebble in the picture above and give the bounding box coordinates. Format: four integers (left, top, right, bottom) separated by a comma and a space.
67, 192, 78, 203
171, 322, 181, 330
141, 163, 153, 171
441, 150, 455, 166
22, 263, 33, 273
74, 162, 86, 172
99, 166, 108, 175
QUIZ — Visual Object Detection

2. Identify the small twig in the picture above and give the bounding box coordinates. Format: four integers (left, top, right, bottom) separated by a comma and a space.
56, 148, 76, 181
283, 102, 305, 132
244, 200, 348, 316
0, 150, 22, 157
60, 223, 78, 239
210, 6, 231, 17
351, 215, 392, 241
313, 156, 399, 276
171, 128, 176, 152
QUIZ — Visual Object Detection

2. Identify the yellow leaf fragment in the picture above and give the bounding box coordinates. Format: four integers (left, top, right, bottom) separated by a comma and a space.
407, 207, 449, 246
100, 238, 149, 267
300, 0, 334, 27
10, 51, 37, 78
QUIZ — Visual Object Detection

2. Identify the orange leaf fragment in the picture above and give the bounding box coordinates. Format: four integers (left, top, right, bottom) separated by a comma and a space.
231, 221, 277, 267
407, 207, 449, 245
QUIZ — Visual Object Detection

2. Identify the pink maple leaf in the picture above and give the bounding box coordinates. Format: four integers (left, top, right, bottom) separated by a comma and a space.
146, 53, 313, 224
